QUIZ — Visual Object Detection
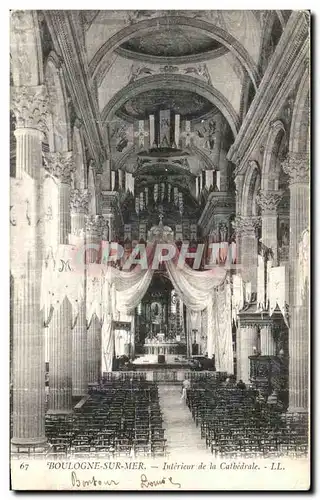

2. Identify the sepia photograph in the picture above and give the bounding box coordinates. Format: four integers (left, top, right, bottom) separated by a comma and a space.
9, 7, 310, 491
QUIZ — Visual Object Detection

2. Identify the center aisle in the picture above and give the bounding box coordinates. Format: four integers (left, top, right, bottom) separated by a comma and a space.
158, 385, 209, 457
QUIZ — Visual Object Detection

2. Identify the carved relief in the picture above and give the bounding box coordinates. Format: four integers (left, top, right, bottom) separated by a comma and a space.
110, 122, 130, 153
128, 64, 154, 83
128, 63, 211, 85
195, 119, 216, 152
184, 64, 211, 85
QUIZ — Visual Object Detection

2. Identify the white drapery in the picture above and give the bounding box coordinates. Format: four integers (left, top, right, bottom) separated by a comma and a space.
101, 239, 228, 371
214, 282, 234, 374
111, 267, 154, 314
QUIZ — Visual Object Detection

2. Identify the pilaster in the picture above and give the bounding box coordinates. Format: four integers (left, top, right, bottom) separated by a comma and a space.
256, 190, 283, 263
234, 215, 261, 292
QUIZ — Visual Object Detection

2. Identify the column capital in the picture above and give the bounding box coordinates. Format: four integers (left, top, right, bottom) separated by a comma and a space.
281, 152, 310, 185
70, 188, 90, 214
85, 214, 104, 237
11, 85, 49, 133
256, 190, 284, 215
234, 215, 261, 236
44, 151, 75, 184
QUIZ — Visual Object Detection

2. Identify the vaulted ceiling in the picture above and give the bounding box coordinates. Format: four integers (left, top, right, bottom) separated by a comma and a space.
118, 89, 215, 122
42, 10, 292, 178
119, 27, 224, 60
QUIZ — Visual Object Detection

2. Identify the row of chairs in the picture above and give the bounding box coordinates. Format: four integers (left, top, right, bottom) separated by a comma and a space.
46, 378, 167, 458
186, 379, 308, 458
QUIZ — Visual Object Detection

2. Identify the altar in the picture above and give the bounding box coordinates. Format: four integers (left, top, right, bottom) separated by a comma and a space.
144, 333, 179, 356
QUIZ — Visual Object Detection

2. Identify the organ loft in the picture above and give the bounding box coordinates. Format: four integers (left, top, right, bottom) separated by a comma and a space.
10, 10, 309, 464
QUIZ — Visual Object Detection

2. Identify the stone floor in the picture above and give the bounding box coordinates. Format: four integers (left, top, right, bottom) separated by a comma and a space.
158, 385, 209, 457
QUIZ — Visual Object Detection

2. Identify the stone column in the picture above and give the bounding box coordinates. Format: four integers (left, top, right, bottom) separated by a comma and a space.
282, 152, 309, 412
10, 85, 48, 450
44, 152, 75, 414
237, 323, 258, 383
85, 215, 103, 384
256, 190, 283, 264
235, 216, 261, 293
260, 324, 276, 355
70, 188, 89, 396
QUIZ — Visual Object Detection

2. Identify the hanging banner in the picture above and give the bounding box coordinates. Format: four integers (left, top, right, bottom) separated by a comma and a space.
256, 254, 265, 312
244, 281, 252, 303
214, 283, 233, 374
297, 228, 310, 306
101, 316, 113, 373
159, 109, 170, 147
87, 263, 104, 323
40, 243, 84, 324
134, 119, 149, 150
10, 173, 38, 276
268, 265, 288, 324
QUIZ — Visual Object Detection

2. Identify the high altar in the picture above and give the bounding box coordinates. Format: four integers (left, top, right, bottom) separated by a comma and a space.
144, 333, 179, 356
134, 272, 188, 361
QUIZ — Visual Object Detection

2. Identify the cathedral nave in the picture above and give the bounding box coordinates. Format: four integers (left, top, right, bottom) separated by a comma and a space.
10, 9, 309, 460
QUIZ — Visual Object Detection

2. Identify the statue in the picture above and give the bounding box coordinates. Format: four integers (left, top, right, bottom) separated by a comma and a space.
219, 223, 228, 242
102, 220, 110, 241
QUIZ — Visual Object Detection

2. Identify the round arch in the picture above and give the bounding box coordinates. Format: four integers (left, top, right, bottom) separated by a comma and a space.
44, 51, 71, 152
258, 11, 283, 74
101, 74, 240, 139
89, 15, 260, 90
113, 144, 217, 174
289, 67, 309, 154
241, 160, 261, 216
261, 120, 286, 191
189, 144, 218, 171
